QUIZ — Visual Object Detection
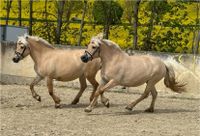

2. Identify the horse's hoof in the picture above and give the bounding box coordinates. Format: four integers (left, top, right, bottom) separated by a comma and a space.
55, 104, 61, 109
102, 98, 110, 108
105, 101, 110, 108
84, 107, 92, 113
35, 95, 41, 102
145, 108, 154, 113
125, 106, 132, 111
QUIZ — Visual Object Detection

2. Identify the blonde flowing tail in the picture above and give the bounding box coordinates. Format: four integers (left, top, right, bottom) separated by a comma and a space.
164, 65, 186, 93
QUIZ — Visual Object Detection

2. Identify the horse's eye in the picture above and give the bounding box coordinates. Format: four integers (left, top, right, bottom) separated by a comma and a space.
92, 46, 96, 49
21, 46, 24, 49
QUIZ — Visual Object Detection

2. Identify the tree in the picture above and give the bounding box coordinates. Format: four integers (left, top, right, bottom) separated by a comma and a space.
133, 0, 141, 49
104, 0, 112, 39
18, 0, 21, 26
143, 0, 171, 51
5, 0, 12, 25
65, 1, 74, 26
193, 2, 200, 54
123, 0, 134, 24
29, 0, 33, 35
44, 0, 51, 42
78, 0, 87, 46
93, 0, 123, 39
55, 0, 65, 44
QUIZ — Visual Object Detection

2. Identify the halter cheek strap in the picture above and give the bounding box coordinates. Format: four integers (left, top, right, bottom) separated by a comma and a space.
92, 47, 100, 56
15, 46, 29, 59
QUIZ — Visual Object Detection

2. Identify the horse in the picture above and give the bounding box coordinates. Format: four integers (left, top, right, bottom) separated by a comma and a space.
81, 35, 186, 112
12, 35, 102, 108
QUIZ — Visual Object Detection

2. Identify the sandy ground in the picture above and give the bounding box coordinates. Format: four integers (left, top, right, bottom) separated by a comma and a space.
1, 85, 200, 136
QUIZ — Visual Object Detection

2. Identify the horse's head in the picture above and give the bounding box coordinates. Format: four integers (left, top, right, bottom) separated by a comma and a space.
12, 35, 30, 63
81, 34, 103, 63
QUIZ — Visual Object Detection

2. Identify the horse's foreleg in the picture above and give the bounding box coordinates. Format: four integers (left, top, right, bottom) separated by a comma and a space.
47, 77, 61, 108
145, 86, 157, 112
71, 75, 87, 104
85, 79, 117, 112
87, 76, 99, 102
30, 76, 43, 101
125, 84, 152, 111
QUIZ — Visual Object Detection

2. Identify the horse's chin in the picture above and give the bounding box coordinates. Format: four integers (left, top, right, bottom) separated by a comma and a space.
82, 59, 89, 63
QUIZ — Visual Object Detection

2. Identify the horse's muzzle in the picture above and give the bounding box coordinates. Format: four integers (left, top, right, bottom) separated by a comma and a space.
12, 57, 20, 63
81, 54, 91, 63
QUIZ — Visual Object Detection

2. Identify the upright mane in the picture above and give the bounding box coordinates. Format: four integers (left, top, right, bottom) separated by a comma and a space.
26, 35, 54, 49
102, 39, 121, 51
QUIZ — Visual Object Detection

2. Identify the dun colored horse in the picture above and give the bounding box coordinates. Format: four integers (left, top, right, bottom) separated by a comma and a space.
81, 35, 186, 112
12, 35, 101, 108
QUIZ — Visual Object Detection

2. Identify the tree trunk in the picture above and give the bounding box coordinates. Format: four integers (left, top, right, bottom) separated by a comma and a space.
194, 3, 199, 54
133, 0, 141, 50
104, 1, 112, 39
55, 0, 65, 44
65, 1, 73, 25
144, 1, 155, 51
29, 0, 33, 35
44, 0, 51, 42
5, 0, 12, 25
18, 0, 21, 26
194, 31, 200, 54
78, 0, 87, 46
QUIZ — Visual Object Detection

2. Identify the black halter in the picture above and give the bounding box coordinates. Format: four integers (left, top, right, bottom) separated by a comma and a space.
84, 47, 100, 60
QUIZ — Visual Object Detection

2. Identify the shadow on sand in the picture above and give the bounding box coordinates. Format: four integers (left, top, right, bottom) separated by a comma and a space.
87, 108, 198, 116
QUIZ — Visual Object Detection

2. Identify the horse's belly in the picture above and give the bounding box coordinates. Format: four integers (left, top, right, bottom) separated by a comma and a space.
54, 68, 84, 81
120, 78, 148, 87
56, 76, 78, 82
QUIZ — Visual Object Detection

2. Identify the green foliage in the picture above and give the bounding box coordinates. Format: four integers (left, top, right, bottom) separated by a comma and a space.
92, 0, 123, 25
0, 0, 199, 53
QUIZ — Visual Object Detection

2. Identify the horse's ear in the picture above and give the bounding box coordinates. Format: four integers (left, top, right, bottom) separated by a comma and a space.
24, 33, 29, 40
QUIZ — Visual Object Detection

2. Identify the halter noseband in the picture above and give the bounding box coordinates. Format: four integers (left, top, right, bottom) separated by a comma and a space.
85, 47, 100, 61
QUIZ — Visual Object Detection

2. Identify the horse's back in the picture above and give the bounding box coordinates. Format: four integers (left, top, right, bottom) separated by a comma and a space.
112, 55, 166, 86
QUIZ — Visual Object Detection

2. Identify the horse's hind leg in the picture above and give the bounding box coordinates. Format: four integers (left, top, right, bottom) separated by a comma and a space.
145, 86, 157, 112
30, 75, 43, 101
71, 75, 87, 104
47, 77, 61, 108
125, 83, 152, 111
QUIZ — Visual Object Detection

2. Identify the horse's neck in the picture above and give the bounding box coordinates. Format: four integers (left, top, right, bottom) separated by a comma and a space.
28, 41, 52, 64
100, 44, 125, 65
